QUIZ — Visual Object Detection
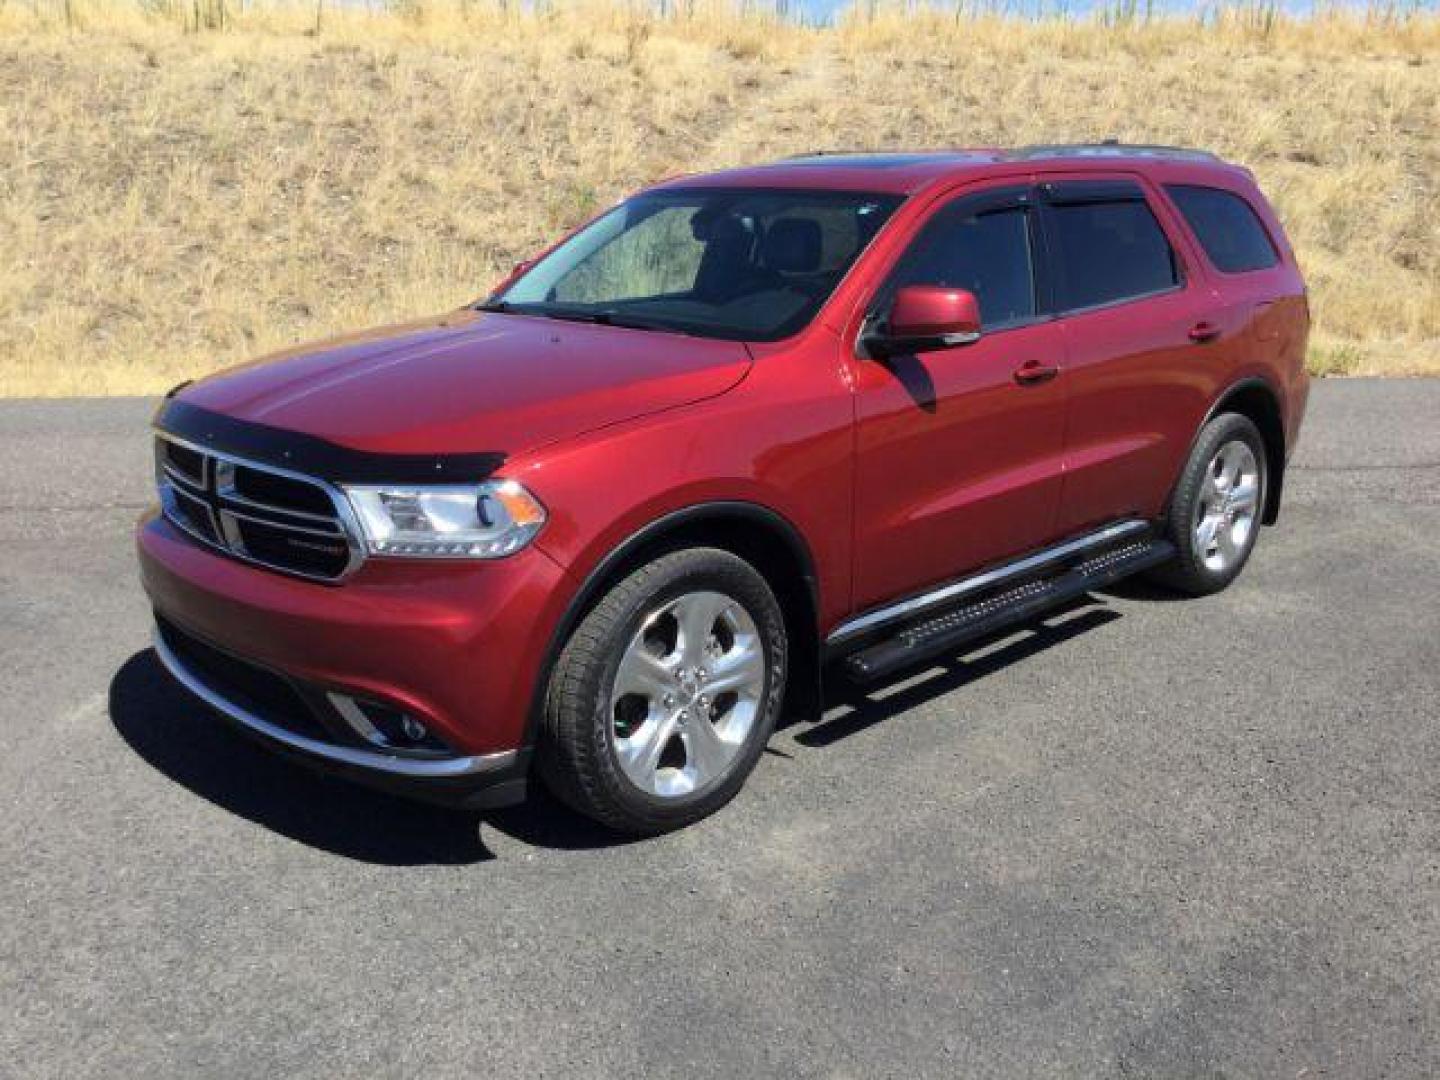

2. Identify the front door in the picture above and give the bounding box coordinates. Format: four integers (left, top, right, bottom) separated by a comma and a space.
849, 184, 1069, 614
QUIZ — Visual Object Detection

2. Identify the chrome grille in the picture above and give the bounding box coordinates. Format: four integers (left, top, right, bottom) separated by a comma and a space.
155, 434, 363, 582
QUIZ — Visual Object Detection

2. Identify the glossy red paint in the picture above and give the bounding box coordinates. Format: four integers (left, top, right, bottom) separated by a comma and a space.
887, 285, 982, 341
177, 309, 752, 458
847, 315, 1071, 610
138, 148, 1310, 802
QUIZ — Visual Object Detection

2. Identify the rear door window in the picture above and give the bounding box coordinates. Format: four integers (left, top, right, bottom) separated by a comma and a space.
1165, 184, 1279, 273
1044, 192, 1181, 312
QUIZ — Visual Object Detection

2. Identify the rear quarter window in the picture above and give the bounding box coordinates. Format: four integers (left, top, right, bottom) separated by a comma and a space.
1166, 184, 1280, 274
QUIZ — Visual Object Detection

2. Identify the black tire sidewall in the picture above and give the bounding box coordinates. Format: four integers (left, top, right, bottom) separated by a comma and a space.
545, 548, 787, 833
1164, 413, 1267, 594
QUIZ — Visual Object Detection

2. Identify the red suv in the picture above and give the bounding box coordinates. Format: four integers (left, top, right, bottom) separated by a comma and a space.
138, 145, 1310, 833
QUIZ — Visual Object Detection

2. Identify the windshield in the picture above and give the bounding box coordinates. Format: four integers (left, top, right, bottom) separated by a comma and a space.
492, 189, 903, 341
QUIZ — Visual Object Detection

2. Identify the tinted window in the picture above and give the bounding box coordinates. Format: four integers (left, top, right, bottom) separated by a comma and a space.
888, 205, 1035, 327
1048, 199, 1180, 311
1167, 184, 1279, 273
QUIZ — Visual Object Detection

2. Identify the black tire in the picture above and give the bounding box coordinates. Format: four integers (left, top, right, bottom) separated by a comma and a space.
538, 547, 787, 835
1149, 412, 1268, 596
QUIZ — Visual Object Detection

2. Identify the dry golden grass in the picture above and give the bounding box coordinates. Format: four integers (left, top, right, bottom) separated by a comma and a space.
1, 0, 1436, 395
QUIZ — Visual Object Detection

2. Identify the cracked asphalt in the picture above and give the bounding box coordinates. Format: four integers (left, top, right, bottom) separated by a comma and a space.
2, 379, 1437, 1078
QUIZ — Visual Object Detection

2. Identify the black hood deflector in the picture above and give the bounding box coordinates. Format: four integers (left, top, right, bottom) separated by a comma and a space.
154, 399, 507, 485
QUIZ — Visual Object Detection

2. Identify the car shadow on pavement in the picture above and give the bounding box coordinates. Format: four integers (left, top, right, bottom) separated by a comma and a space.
110, 598, 1124, 864
108, 650, 633, 865
1095, 574, 1192, 603
795, 599, 1123, 749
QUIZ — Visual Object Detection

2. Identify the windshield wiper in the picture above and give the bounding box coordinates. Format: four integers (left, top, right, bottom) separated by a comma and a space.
490, 305, 687, 335
592, 311, 691, 335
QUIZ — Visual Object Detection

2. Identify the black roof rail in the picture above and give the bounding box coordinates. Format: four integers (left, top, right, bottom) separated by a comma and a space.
1011, 141, 1222, 162
769, 149, 1004, 169
766, 144, 1224, 169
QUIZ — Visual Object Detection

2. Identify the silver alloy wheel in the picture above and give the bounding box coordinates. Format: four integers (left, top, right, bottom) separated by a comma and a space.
609, 590, 767, 798
1193, 439, 1261, 573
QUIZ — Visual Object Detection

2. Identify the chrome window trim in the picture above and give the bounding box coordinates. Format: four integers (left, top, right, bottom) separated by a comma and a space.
826, 519, 1148, 646
1048, 281, 1187, 320
154, 627, 517, 779
154, 430, 366, 583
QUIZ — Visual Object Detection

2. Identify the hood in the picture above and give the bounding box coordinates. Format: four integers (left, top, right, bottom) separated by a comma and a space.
176, 309, 753, 458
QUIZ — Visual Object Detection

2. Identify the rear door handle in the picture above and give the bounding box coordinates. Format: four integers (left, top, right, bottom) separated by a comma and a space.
1188, 321, 1222, 343
1013, 360, 1060, 385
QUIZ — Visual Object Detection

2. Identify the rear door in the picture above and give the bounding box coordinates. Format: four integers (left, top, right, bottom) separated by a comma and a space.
1037, 175, 1229, 534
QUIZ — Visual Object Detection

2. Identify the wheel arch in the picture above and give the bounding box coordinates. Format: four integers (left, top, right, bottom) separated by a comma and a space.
525, 501, 824, 751
1201, 377, 1288, 525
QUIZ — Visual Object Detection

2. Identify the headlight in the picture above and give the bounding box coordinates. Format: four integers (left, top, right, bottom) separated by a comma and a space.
342, 480, 546, 558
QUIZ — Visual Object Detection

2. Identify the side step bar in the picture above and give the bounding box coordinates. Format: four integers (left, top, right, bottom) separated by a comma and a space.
834, 528, 1175, 683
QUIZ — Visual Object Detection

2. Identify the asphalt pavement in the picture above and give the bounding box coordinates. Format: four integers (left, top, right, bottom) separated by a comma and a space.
1, 379, 1437, 1078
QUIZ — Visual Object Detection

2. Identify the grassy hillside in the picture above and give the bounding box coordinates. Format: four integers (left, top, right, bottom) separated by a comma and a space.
1, 1, 1436, 395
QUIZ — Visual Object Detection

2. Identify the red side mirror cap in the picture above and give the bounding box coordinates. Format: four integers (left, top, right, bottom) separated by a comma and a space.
888, 286, 982, 345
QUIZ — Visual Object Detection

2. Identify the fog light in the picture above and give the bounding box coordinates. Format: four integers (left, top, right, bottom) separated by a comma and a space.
327, 692, 446, 754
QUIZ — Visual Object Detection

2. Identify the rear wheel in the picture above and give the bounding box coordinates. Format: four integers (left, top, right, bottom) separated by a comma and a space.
538, 547, 787, 835
1150, 412, 1267, 596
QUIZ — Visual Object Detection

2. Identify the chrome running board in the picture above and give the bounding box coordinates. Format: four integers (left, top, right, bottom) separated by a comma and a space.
828, 520, 1149, 647
837, 532, 1174, 682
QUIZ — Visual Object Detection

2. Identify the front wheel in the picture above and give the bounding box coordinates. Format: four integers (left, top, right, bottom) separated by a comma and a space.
1150, 412, 1267, 596
538, 547, 787, 835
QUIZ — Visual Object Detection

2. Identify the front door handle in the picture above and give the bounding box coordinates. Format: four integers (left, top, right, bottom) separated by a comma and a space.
1013, 360, 1060, 385
1188, 320, 1222, 343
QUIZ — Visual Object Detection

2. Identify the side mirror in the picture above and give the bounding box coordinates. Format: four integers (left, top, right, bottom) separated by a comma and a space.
868, 286, 982, 358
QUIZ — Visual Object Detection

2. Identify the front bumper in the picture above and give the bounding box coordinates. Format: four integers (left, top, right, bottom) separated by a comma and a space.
151, 622, 529, 807
137, 509, 571, 807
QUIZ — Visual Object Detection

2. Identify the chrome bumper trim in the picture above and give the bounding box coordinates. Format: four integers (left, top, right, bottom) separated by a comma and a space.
152, 628, 518, 779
